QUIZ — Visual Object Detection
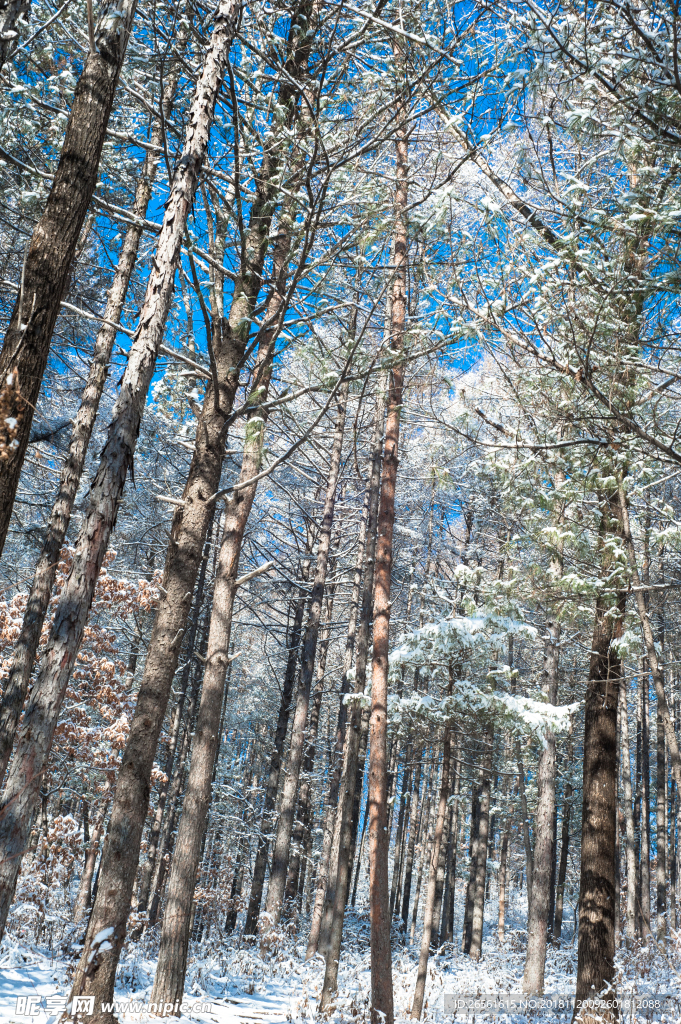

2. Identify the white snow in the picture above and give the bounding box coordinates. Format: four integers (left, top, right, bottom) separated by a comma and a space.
2, 892, 680, 1024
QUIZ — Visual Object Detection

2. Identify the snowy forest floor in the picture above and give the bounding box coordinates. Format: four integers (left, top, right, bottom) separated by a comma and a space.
1, 894, 679, 1024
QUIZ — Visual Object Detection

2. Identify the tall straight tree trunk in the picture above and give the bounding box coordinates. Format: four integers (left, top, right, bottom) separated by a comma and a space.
73, 788, 111, 925
244, 583, 309, 933
315, 374, 388, 972
147, 608, 210, 931
151, 184, 303, 988
0, 0, 240, 954
306, 440, 374, 957
470, 727, 493, 962
656, 703, 666, 944
367, 71, 409, 1024
440, 740, 461, 946
400, 750, 424, 934
389, 754, 411, 916
553, 784, 572, 941
523, 620, 560, 992
516, 742, 534, 911
430, 750, 451, 950
410, 791, 433, 944
498, 827, 510, 943
66, 6, 322, 1004
262, 383, 348, 934
640, 665, 651, 936
2, 2, 242, 1005
634, 680, 643, 936
617, 677, 636, 946
0, 31, 188, 783
285, 586, 336, 908
137, 508, 214, 916
0, 0, 138, 554
462, 781, 480, 954
411, 725, 452, 1019
574, 487, 627, 1023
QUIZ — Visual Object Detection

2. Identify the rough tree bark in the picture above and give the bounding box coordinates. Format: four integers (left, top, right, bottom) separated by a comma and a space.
285, 586, 336, 909
462, 781, 480, 954
316, 385, 387, 1006
411, 726, 452, 1019
553, 783, 572, 941
497, 826, 510, 943
523, 620, 560, 992
470, 726, 493, 962
137, 510, 214, 914
0, 0, 240, 955
367, 66, 409, 1024
400, 749, 424, 934
73, 787, 111, 925
574, 488, 627, 1024
618, 679, 636, 946
0, 27, 188, 783
0, 0, 242, 1007
244, 583, 309, 933
306, 436, 373, 957
262, 383, 349, 935
0, 0, 138, 553
440, 738, 461, 946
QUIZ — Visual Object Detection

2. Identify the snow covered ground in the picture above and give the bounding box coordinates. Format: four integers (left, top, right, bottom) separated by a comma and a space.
1, 898, 680, 1023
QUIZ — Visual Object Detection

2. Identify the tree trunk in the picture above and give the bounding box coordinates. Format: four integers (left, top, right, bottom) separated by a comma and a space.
367, 74, 409, 1024
73, 790, 111, 925
410, 792, 433, 945
440, 741, 461, 946
351, 790, 369, 908
315, 370, 387, 967
0, 0, 31, 74
147, 611, 209, 931
137, 510, 214, 915
1, 2, 241, 1007
262, 383, 348, 935
244, 586, 308, 933
656, 702, 666, 944
462, 782, 480, 954
497, 827, 509, 943
400, 751, 424, 934
0, 0, 239, 947
225, 852, 244, 934
411, 726, 452, 1019
470, 729, 493, 962
614, 676, 635, 946
0, 0, 138, 554
516, 741, 534, 911
553, 783, 572, 941
306, 446, 373, 957
523, 620, 559, 992
640, 665, 651, 936
429, 751, 451, 951
574, 488, 626, 1024
389, 754, 411, 917
152, 275, 306, 998
285, 586, 335, 909
0, 33, 187, 783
